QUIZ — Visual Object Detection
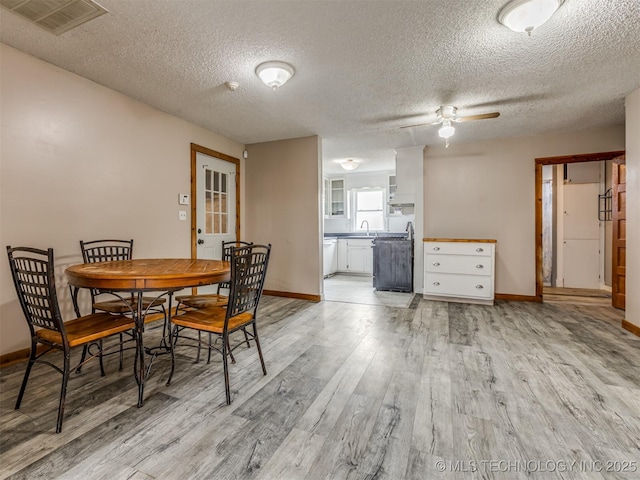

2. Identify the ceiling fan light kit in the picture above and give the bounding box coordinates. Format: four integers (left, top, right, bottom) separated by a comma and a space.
438, 122, 455, 138
255, 61, 295, 90
400, 105, 500, 148
499, 0, 564, 35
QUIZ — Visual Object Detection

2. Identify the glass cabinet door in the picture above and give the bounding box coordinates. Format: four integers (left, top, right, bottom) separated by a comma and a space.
330, 179, 345, 216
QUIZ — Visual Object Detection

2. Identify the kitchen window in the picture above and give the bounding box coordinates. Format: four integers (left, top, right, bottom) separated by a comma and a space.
354, 189, 385, 231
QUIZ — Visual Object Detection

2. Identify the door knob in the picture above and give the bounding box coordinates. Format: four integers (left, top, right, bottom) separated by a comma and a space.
197, 239, 204, 245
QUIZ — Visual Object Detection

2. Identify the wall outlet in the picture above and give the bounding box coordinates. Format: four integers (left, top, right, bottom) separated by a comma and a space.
179, 211, 187, 221
179, 194, 190, 205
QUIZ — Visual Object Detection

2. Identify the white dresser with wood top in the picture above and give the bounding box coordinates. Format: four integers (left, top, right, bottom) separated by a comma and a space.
423, 238, 496, 305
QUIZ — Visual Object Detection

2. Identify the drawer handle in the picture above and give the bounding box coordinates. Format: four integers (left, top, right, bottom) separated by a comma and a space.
433, 262, 440, 266
476, 285, 484, 289
476, 247, 484, 252
433, 282, 440, 286
433, 247, 440, 251
476, 264, 484, 269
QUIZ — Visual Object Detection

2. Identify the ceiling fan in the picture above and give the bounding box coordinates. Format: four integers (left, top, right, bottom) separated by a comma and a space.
400, 105, 500, 147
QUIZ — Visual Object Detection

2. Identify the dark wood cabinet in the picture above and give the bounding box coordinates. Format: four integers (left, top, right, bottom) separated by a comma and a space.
373, 238, 413, 292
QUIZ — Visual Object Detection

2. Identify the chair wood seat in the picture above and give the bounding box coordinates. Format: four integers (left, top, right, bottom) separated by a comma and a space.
36, 313, 135, 348
167, 243, 271, 406
7, 245, 139, 433
175, 293, 228, 309
172, 307, 252, 333
93, 296, 167, 315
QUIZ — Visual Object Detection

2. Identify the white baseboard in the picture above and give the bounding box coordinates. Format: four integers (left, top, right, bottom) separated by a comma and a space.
599, 283, 612, 292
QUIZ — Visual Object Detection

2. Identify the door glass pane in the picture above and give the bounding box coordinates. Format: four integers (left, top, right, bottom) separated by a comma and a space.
221, 213, 228, 234
214, 192, 220, 214
204, 168, 230, 235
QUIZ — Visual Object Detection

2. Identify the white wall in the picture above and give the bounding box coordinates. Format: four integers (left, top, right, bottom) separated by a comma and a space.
424, 126, 625, 297
0, 44, 244, 355
625, 88, 640, 329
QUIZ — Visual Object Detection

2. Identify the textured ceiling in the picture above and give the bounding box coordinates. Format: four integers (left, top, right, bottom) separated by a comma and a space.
1, 0, 639, 174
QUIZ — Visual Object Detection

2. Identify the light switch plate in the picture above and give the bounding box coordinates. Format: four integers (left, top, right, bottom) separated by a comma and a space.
179, 211, 187, 221
179, 194, 190, 205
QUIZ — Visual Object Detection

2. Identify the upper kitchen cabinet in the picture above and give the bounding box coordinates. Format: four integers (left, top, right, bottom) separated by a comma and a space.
324, 177, 346, 218
388, 148, 422, 213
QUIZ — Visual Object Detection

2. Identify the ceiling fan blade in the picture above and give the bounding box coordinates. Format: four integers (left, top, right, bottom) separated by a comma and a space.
457, 112, 500, 122
399, 120, 441, 129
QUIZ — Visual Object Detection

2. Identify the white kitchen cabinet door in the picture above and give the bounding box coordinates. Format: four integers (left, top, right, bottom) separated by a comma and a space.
348, 246, 367, 272
347, 246, 373, 274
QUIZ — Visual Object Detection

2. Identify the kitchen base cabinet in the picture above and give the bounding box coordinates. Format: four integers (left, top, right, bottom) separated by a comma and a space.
373, 237, 413, 292
423, 239, 496, 305
335, 238, 373, 274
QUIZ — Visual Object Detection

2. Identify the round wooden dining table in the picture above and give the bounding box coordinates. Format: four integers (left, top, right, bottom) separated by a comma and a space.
65, 258, 230, 407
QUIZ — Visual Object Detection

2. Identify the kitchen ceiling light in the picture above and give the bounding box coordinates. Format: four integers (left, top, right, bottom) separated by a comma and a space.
499, 0, 563, 35
339, 159, 360, 171
255, 61, 295, 90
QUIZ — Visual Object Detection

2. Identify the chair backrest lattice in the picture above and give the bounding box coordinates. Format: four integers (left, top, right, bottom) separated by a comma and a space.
80, 239, 134, 264
7, 246, 65, 336
226, 244, 271, 322
218, 240, 253, 292
80, 239, 134, 299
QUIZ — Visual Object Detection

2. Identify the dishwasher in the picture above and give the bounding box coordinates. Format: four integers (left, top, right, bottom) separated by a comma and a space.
372, 237, 413, 292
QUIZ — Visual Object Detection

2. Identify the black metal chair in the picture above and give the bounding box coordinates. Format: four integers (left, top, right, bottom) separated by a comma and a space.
175, 240, 253, 310
175, 240, 253, 362
78, 239, 167, 370
167, 244, 271, 405
6, 246, 135, 433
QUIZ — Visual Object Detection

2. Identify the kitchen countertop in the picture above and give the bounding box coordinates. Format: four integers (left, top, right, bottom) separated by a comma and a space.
325, 232, 408, 240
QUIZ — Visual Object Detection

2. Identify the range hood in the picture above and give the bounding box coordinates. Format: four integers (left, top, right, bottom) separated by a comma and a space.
388, 193, 415, 207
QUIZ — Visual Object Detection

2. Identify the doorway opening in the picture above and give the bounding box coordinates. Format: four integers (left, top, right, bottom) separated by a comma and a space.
535, 151, 625, 308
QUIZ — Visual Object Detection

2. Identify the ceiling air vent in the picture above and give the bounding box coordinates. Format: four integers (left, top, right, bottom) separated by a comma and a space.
0, 0, 108, 35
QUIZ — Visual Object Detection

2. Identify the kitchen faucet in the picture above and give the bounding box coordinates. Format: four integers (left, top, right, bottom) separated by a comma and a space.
360, 220, 370, 236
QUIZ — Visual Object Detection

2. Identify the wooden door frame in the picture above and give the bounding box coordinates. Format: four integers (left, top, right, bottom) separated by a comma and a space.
534, 150, 625, 301
611, 155, 626, 309
190, 143, 241, 259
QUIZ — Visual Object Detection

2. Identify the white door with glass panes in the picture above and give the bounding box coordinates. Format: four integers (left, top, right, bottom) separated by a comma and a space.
196, 152, 236, 290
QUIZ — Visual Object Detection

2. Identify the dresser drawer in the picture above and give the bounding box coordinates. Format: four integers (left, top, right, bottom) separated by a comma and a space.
424, 242, 493, 256
424, 272, 493, 299
425, 254, 493, 276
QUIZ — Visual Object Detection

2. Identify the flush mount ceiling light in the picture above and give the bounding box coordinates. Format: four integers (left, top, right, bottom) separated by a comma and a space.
255, 61, 295, 90
499, 0, 564, 35
339, 159, 360, 171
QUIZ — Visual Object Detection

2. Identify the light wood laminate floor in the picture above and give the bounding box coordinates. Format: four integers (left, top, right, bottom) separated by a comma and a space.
1, 296, 638, 479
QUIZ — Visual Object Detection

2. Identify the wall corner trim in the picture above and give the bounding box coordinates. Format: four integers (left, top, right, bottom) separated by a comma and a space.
495, 293, 542, 302
263, 290, 321, 302
621, 319, 640, 337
